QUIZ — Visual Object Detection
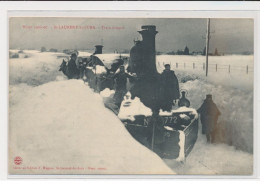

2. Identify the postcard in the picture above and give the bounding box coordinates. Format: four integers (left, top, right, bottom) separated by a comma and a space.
8, 16, 254, 175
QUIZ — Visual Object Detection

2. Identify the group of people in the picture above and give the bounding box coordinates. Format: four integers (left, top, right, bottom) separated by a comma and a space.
64, 54, 221, 144
112, 63, 221, 144
112, 64, 180, 108
66, 52, 87, 79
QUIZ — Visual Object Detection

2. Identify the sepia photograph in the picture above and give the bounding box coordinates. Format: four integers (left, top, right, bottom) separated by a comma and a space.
8, 17, 254, 175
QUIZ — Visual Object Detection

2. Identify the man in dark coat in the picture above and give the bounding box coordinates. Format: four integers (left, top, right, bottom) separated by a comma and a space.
67, 53, 79, 79
197, 94, 221, 143
113, 65, 133, 107
160, 64, 180, 111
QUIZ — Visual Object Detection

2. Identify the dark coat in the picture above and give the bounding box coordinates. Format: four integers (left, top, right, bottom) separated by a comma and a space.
113, 72, 132, 91
67, 58, 79, 79
113, 72, 133, 106
197, 99, 221, 134
159, 70, 180, 111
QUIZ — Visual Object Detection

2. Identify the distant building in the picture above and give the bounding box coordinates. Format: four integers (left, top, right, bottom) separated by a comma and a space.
184, 46, 189, 55
177, 50, 184, 55
166, 51, 175, 55
214, 48, 219, 56
41, 46, 46, 52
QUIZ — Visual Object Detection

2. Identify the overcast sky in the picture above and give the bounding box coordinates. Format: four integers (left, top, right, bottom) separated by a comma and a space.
9, 18, 254, 54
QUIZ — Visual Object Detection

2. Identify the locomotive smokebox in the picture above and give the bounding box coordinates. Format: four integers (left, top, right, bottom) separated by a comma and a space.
129, 25, 158, 77
94, 45, 103, 55
138, 25, 158, 76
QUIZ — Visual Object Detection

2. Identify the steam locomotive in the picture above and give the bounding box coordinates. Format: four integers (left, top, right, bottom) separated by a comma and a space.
60, 25, 198, 161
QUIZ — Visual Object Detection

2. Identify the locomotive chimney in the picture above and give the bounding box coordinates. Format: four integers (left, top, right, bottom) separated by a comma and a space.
138, 25, 158, 76
94, 45, 103, 54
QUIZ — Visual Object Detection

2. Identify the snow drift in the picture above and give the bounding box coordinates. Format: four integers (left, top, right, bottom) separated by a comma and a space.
9, 50, 66, 86
9, 80, 174, 174
157, 55, 254, 153
8, 51, 253, 175
179, 78, 253, 153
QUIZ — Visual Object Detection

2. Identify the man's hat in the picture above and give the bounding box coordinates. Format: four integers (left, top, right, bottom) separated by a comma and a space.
71, 53, 77, 57
164, 63, 170, 68
206, 94, 212, 99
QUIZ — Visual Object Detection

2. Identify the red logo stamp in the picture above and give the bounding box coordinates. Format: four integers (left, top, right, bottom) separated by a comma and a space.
14, 156, 22, 165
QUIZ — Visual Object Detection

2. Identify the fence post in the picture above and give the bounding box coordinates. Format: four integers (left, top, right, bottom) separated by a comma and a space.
229, 65, 230, 73
176, 63, 178, 68
247, 65, 248, 74
203, 63, 205, 70
193, 63, 195, 69
216, 64, 217, 72
184, 63, 185, 69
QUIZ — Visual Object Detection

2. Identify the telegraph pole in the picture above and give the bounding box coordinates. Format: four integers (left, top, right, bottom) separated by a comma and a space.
206, 18, 210, 77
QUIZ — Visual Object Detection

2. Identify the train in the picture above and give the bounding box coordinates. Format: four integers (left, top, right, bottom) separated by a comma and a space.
60, 25, 198, 161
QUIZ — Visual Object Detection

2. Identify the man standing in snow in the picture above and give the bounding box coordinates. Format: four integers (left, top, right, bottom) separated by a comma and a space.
197, 94, 221, 143
160, 64, 180, 111
113, 65, 133, 107
67, 53, 79, 79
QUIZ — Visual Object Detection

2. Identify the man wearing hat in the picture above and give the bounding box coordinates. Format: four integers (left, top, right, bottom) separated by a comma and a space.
113, 65, 134, 107
197, 94, 221, 143
159, 63, 180, 111
67, 53, 79, 79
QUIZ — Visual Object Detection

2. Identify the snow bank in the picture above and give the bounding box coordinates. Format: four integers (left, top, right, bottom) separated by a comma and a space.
156, 55, 253, 153
9, 50, 67, 86
9, 80, 174, 174
164, 124, 253, 175
156, 55, 253, 174
178, 78, 253, 153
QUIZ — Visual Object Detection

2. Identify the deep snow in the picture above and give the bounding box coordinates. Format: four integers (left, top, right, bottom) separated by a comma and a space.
9, 50, 174, 174
164, 128, 253, 175
156, 54, 254, 153
156, 54, 254, 174
8, 50, 253, 175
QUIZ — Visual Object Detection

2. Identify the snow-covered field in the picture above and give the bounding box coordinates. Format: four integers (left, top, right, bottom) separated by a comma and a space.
8, 50, 253, 175
9, 50, 65, 86
164, 129, 253, 175
157, 55, 253, 75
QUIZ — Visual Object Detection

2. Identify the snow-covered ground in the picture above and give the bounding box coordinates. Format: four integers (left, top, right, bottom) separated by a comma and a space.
157, 55, 253, 75
157, 55, 253, 89
157, 55, 254, 153
8, 51, 253, 175
164, 127, 253, 175
9, 50, 65, 86
156, 54, 254, 175
9, 50, 174, 174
